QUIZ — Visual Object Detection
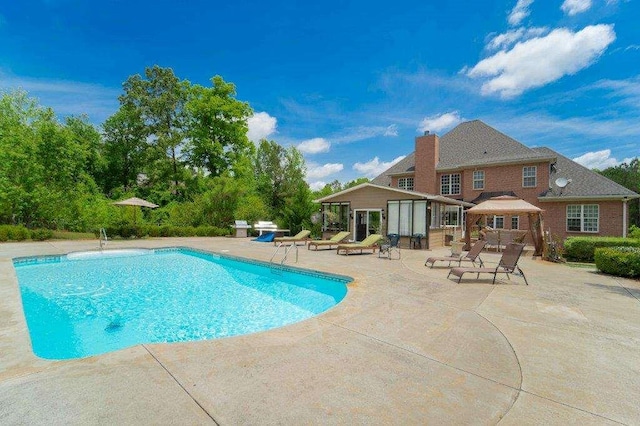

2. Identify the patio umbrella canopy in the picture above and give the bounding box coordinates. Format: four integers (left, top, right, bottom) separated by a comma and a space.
465, 196, 545, 256
112, 197, 159, 208
112, 197, 159, 224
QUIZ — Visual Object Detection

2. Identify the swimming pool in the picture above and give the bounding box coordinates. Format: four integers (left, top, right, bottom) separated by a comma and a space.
14, 248, 350, 360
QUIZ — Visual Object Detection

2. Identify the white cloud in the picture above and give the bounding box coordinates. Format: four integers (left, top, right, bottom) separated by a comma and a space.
332, 125, 399, 144
247, 112, 277, 143
561, 0, 592, 16
467, 25, 616, 98
309, 181, 327, 191
353, 156, 406, 178
573, 149, 631, 169
487, 27, 548, 51
298, 137, 330, 154
508, 0, 534, 26
306, 163, 344, 179
417, 112, 462, 133
0, 70, 119, 122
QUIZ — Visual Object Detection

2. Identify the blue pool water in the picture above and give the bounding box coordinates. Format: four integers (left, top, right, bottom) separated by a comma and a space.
14, 248, 350, 360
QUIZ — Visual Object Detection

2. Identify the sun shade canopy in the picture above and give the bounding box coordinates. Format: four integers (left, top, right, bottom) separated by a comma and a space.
466, 196, 543, 215
112, 197, 159, 208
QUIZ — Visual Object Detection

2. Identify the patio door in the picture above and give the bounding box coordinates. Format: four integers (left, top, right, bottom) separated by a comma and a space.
354, 210, 381, 241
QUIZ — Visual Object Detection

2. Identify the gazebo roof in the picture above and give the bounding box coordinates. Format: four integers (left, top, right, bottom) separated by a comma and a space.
467, 196, 543, 215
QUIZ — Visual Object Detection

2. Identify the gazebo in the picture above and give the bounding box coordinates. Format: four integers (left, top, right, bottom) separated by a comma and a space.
464, 196, 545, 257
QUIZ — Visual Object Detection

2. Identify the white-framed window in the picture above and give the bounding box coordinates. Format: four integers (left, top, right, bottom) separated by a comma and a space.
567, 205, 599, 233
492, 215, 505, 229
398, 177, 414, 191
473, 170, 484, 190
440, 173, 461, 195
444, 205, 460, 226
511, 215, 519, 230
388, 200, 428, 236
523, 166, 537, 188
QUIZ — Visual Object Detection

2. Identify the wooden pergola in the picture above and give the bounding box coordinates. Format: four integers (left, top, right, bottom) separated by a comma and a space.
464, 196, 545, 257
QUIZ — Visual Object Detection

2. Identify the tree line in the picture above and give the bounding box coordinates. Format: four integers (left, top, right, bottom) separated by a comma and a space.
0, 66, 321, 235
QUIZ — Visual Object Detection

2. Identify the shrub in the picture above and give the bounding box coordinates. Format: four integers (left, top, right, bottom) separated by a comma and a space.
564, 237, 640, 262
629, 225, 640, 240
0, 225, 30, 241
31, 228, 54, 241
8, 225, 30, 241
594, 247, 640, 278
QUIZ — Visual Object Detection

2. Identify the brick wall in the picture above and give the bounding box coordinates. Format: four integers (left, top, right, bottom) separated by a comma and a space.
414, 133, 438, 194
540, 200, 624, 240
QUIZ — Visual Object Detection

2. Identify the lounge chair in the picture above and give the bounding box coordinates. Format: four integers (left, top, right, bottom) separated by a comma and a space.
273, 230, 311, 246
336, 234, 383, 255
447, 243, 528, 285
307, 231, 351, 250
378, 233, 401, 259
425, 240, 486, 268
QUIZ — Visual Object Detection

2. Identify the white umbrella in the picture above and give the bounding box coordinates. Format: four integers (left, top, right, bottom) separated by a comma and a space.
112, 197, 158, 224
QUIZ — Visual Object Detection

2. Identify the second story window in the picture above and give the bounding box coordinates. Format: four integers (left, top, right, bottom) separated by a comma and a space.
440, 173, 461, 195
473, 170, 484, 190
398, 177, 414, 191
523, 166, 537, 188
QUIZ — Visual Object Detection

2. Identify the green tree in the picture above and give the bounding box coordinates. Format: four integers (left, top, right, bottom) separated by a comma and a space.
185, 76, 254, 176
599, 158, 640, 227
119, 65, 189, 196
100, 104, 147, 194
0, 91, 44, 225
254, 140, 312, 230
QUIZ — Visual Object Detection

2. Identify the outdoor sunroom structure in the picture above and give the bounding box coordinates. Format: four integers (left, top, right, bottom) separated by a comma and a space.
315, 183, 473, 249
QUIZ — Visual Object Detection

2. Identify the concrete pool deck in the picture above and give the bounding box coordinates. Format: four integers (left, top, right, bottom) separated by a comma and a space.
1, 237, 639, 425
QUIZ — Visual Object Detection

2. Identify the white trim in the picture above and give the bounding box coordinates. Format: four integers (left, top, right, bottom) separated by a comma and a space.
314, 182, 473, 206
566, 204, 599, 233
623, 198, 628, 238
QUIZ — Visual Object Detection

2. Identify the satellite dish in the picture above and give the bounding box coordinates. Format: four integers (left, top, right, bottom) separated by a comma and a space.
555, 177, 569, 188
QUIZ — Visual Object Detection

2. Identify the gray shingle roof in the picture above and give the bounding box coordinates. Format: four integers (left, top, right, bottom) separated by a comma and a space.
371, 119, 638, 200
534, 147, 639, 199
437, 120, 551, 170
371, 152, 415, 187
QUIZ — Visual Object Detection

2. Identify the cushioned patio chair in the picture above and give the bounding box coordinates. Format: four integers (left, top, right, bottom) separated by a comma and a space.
307, 231, 351, 250
273, 230, 311, 246
378, 233, 401, 260
425, 240, 486, 268
447, 242, 528, 285
336, 234, 383, 255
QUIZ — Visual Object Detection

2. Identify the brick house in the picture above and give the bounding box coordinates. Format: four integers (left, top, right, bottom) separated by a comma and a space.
317, 120, 638, 248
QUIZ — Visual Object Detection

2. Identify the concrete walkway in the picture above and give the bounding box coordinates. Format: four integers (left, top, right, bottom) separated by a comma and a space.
1, 237, 639, 425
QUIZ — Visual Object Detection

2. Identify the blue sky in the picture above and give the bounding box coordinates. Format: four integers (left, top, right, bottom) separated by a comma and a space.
1, 0, 639, 190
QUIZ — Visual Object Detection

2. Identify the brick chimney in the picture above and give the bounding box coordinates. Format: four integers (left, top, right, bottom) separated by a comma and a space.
414, 131, 439, 194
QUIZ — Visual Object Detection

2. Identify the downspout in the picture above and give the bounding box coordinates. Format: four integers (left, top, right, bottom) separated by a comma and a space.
623, 197, 628, 238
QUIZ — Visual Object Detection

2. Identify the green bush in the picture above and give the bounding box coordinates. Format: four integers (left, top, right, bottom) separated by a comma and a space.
0, 225, 30, 241
594, 247, 640, 278
564, 237, 640, 262
629, 225, 640, 240
31, 228, 54, 241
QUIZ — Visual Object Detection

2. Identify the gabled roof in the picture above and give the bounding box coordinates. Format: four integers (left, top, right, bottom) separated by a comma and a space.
437, 120, 553, 170
371, 153, 415, 187
372, 120, 553, 186
534, 147, 639, 200
314, 182, 473, 206
371, 120, 638, 200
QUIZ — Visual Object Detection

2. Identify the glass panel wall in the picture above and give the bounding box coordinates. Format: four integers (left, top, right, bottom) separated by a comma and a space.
321, 202, 350, 232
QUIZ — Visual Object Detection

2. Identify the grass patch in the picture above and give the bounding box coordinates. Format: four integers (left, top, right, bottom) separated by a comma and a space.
566, 262, 596, 269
